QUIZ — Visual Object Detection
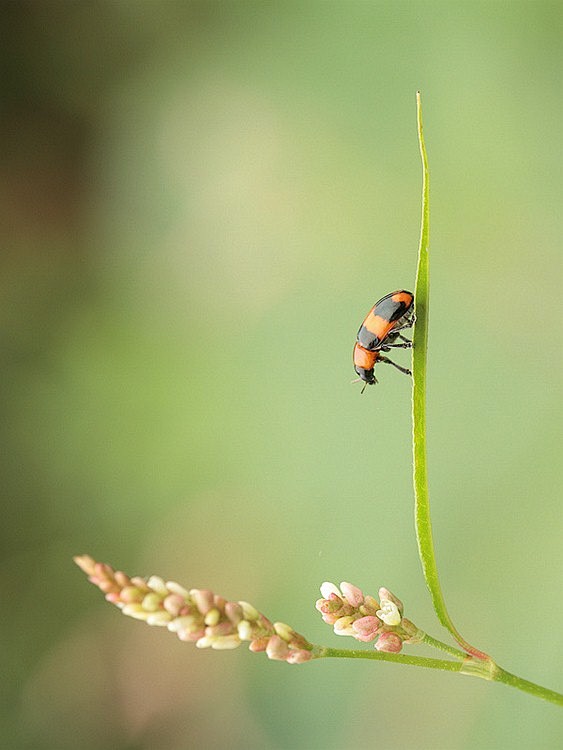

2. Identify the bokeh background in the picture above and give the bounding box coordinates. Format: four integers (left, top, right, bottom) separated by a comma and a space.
2, 2, 562, 748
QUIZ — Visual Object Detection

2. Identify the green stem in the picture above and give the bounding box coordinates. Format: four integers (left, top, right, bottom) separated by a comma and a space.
314, 646, 563, 705
493, 666, 563, 707
420, 632, 467, 661
412, 92, 488, 661
315, 646, 463, 673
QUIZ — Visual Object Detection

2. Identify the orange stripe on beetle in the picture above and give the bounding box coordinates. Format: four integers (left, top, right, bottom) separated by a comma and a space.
360, 311, 392, 342
353, 343, 379, 371
391, 291, 413, 306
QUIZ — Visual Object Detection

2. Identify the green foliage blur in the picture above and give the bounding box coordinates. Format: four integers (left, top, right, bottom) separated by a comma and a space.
2, 2, 562, 748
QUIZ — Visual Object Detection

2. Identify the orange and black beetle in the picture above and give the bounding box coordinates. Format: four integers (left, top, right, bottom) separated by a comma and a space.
353, 290, 414, 391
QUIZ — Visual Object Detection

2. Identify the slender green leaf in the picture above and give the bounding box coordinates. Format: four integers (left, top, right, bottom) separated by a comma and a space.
412, 92, 488, 660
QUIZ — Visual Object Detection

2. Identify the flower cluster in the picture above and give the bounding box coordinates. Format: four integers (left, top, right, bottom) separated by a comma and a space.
74, 555, 313, 664
315, 581, 420, 653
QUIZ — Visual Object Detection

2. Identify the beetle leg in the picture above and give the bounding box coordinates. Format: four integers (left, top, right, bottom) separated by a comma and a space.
380, 341, 412, 349
392, 320, 415, 334
378, 356, 412, 376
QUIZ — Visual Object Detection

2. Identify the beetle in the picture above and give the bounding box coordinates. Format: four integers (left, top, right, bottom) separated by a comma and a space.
353, 290, 414, 392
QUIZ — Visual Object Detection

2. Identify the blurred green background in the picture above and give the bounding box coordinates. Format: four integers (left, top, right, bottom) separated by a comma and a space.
2, 2, 562, 748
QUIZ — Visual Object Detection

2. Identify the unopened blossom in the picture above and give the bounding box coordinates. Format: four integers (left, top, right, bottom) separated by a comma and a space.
74, 555, 313, 664
375, 631, 403, 653
316, 581, 381, 628
316, 580, 421, 654
352, 615, 382, 642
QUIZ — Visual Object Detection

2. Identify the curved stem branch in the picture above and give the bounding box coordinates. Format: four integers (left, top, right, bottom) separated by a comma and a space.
420, 633, 467, 661
412, 91, 488, 660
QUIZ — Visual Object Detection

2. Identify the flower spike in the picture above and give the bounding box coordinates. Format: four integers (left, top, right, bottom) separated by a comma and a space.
316, 581, 420, 653
74, 555, 313, 664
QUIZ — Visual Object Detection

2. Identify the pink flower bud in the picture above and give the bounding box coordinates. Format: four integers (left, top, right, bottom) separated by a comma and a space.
248, 637, 269, 652
266, 635, 289, 661
205, 621, 235, 638
163, 594, 186, 617
209, 635, 241, 650
130, 576, 148, 590
166, 581, 189, 598
375, 632, 403, 653
98, 580, 116, 594
320, 582, 341, 599
196, 634, 240, 650
94, 562, 111, 578
225, 601, 243, 624
340, 582, 364, 608
237, 620, 254, 641
286, 649, 313, 664
204, 608, 221, 626
333, 615, 355, 635
147, 611, 172, 626
168, 614, 197, 632
114, 571, 130, 587
316, 598, 342, 616
142, 593, 162, 612
258, 614, 275, 632
287, 631, 312, 650
239, 601, 260, 621
191, 589, 215, 614
120, 586, 143, 603
122, 604, 149, 621
147, 576, 168, 595
352, 615, 381, 641
177, 628, 205, 642
273, 622, 294, 642
73, 555, 96, 576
